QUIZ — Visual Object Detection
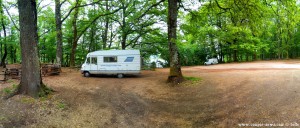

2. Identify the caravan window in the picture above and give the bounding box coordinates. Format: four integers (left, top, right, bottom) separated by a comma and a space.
104, 56, 117, 63
124, 57, 134, 62
91, 57, 97, 64
86, 57, 91, 64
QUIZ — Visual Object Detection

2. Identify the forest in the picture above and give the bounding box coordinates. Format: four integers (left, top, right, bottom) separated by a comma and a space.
1, 0, 300, 127
0, 0, 298, 67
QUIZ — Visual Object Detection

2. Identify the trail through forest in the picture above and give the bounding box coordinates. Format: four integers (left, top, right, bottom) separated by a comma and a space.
1, 60, 300, 127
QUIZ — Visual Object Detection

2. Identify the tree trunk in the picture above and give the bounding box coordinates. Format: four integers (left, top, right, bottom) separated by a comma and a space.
121, 34, 127, 50
121, 3, 127, 50
167, 0, 183, 84
108, 23, 113, 49
1, 16, 7, 68
253, 53, 257, 60
10, 46, 13, 63
0, 7, 7, 68
102, 0, 109, 49
89, 26, 95, 52
17, 0, 50, 98
10, 29, 16, 63
55, 0, 63, 67
69, 1, 80, 67
233, 49, 238, 62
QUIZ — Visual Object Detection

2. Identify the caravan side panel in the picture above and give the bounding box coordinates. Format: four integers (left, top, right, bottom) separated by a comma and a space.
81, 50, 141, 75
95, 54, 140, 75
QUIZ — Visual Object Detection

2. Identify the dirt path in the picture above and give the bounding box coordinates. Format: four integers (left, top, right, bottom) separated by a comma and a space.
1, 60, 300, 127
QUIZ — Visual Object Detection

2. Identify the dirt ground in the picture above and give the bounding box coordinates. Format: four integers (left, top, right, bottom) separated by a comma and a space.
1, 60, 300, 127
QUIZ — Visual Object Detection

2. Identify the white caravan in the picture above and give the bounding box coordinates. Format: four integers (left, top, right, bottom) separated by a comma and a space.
81, 50, 141, 78
204, 58, 218, 65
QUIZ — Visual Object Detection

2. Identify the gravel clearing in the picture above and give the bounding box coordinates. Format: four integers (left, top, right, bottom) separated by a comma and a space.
1, 60, 300, 127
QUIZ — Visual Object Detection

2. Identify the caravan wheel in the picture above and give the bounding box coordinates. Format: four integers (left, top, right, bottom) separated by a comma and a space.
84, 72, 90, 77
117, 74, 124, 78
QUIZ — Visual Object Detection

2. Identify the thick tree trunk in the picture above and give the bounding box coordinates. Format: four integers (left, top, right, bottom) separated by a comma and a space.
167, 0, 183, 84
0, 18, 7, 68
55, 0, 63, 67
17, 0, 50, 98
0, 2, 7, 68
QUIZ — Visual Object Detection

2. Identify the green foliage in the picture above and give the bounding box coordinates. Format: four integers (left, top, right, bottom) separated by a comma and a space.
179, 0, 300, 63
178, 41, 207, 66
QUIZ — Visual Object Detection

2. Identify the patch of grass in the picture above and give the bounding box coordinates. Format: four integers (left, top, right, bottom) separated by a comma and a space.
2, 84, 18, 95
7, 79, 14, 83
39, 96, 48, 102
184, 76, 202, 82
12, 84, 17, 89
3, 88, 12, 94
21, 97, 36, 104
57, 102, 66, 109
0, 116, 7, 121
182, 76, 202, 86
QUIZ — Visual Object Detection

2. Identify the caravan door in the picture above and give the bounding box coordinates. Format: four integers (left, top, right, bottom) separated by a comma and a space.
89, 56, 98, 74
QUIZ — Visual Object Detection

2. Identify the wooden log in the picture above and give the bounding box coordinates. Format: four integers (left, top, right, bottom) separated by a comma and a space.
0, 68, 7, 81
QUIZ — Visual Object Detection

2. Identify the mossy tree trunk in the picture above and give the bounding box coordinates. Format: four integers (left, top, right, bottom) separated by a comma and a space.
17, 0, 50, 98
167, 0, 183, 84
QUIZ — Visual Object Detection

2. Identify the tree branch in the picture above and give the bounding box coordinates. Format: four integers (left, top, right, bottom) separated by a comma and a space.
178, 0, 192, 12
38, 2, 53, 13
2, 4, 19, 31
75, 7, 122, 42
61, 0, 104, 23
214, 0, 231, 11
60, 0, 68, 6
137, 0, 165, 20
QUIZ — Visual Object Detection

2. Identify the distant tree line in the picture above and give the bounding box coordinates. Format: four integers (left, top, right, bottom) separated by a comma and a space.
181, 0, 300, 65
0, 0, 299, 68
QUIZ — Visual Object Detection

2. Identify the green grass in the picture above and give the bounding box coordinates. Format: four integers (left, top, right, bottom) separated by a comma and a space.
184, 76, 202, 82
57, 102, 66, 109
7, 79, 14, 83
0, 116, 7, 121
3, 88, 12, 94
2, 84, 18, 95
182, 76, 202, 86
21, 97, 36, 104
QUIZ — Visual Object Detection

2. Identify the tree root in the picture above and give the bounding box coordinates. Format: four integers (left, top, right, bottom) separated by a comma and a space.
167, 75, 184, 85
2, 83, 55, 100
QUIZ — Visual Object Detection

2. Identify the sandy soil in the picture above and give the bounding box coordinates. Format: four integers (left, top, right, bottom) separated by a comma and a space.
1, 60, 300, 127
